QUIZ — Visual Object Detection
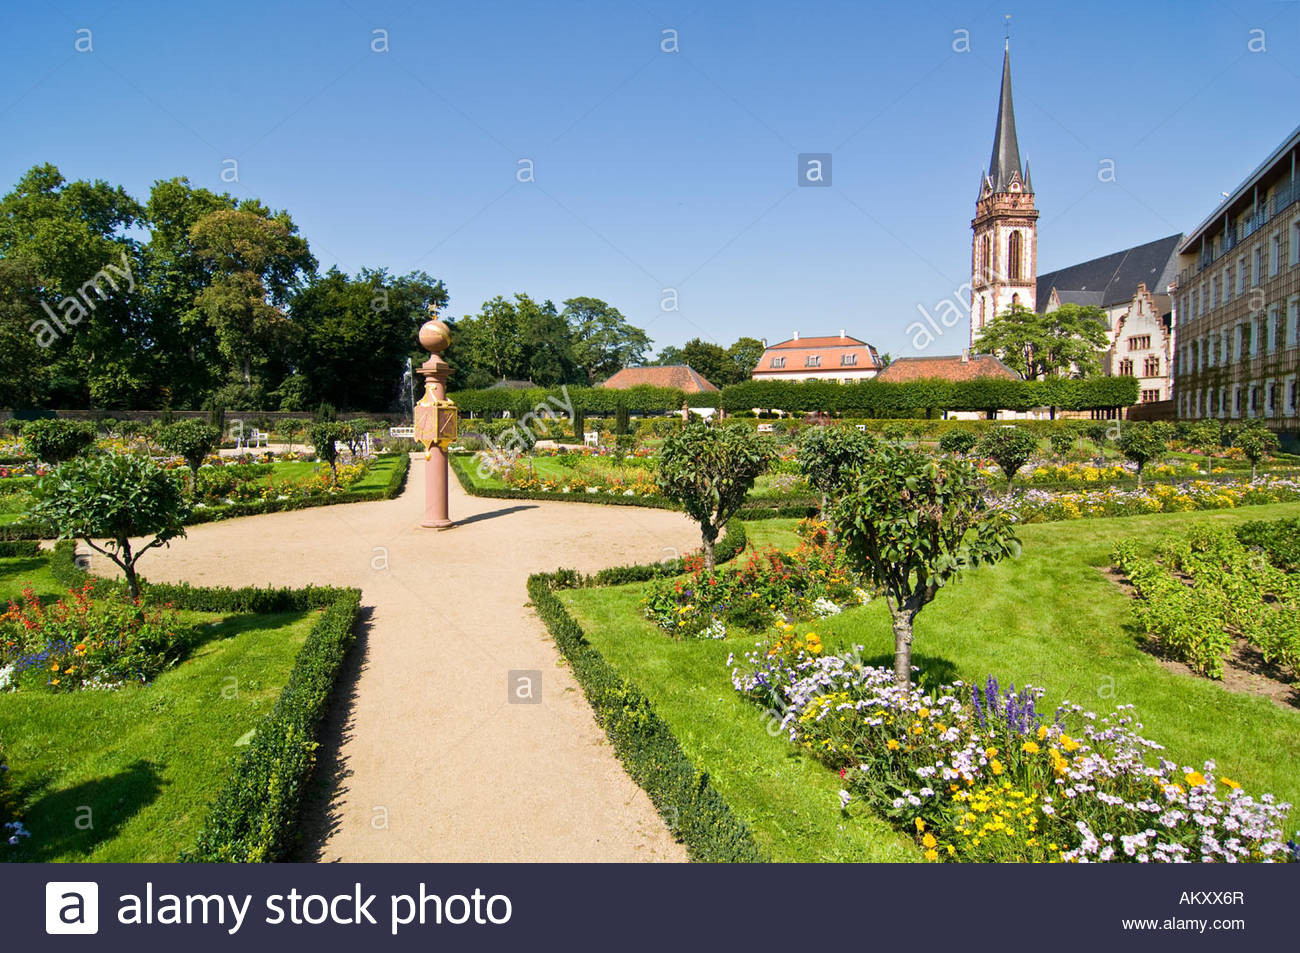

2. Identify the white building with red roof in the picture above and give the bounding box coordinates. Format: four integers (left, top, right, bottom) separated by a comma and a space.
751, 331, 883, 383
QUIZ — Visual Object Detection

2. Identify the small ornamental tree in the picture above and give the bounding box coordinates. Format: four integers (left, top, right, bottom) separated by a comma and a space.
158, 420, 221, 475
29, 452, 190, 599
1116, 423, 1167, 487
937, 429, 978, 456
1233, 424, 1279, 480
279, 418, 308, 452
1048, 429, 1075, 461
829, 443, 1019, 687
309, 422, 342, 476
797, 425, 876, 512
976, 426, 1039, 494
20, 419, 96, 465
657, 421, 774, 569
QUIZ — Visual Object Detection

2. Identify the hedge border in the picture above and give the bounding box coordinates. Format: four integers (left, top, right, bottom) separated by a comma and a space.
2, 452, 410, 540
47, 540, 363, 862
450, 453, 818, 518
528, 571, 766, 862
0, 540, 40, 558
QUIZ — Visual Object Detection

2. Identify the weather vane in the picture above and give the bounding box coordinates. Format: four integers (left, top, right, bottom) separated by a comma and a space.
1005, 14, 1011, 46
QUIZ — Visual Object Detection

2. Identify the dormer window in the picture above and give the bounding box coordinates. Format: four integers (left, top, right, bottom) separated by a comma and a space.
805, 355, 821, 368
841, 353, 857, 366
770, 356, 786, 369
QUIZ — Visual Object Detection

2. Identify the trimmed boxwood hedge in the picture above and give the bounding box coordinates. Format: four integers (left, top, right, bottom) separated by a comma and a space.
0, 540, 40, 558
3, 453, 410, 540
49, 540, 362, 862
528, 570, 766, 862
451, 375, 1139, 418
589, 520, 747, 586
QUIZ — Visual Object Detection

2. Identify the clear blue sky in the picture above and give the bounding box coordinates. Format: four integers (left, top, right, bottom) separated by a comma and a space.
3, 1, 1297, 360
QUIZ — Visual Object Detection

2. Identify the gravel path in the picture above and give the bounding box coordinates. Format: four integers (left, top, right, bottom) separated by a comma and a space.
88, 456, 698, 862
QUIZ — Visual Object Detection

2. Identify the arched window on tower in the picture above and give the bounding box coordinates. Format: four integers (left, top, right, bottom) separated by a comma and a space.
979, 297, 986, 329
980, 235, 991, 282
1007, 231, 1023, 282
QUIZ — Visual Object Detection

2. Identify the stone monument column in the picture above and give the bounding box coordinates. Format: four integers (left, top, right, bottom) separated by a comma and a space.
413, 306, 457, 529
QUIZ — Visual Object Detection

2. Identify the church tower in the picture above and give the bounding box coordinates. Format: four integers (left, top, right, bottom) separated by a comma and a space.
970, 41, 1038, 348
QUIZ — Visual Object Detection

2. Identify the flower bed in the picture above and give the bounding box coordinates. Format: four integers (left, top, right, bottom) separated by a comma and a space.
193, 459, 370, 506
476, 449, 661, 497
1, 584, 188, 693
641, 520, 869, 638
1000, 478, 1300, 523
730, 640, 1296, 862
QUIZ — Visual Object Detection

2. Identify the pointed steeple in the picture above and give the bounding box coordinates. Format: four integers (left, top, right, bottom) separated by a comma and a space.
1022, 161, 1033, 193
987, 41, 1024, 193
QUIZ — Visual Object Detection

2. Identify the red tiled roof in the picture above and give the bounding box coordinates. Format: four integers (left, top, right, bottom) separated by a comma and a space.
600, 365, 720, 393
874, 354, 1020, 383
767, 334, 867, 349
753, 335, 881, 375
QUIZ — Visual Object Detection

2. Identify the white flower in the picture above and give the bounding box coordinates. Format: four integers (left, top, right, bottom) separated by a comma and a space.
838, 790, 852, 809
0, 664, 14, 692
812, 597, 842, 619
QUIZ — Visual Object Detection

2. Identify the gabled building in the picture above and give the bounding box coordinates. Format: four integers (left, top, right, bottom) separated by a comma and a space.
1036, 235, 1182, 403
751, 331, 882, 383
600, 364, 720, 393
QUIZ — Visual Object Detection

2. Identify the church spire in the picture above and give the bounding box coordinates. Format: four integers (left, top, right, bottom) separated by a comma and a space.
987, 42, 1025, 193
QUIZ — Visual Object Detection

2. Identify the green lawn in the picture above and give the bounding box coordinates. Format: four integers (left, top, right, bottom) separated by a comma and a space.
560, 501, 1300, 862
0, 551, 318, 861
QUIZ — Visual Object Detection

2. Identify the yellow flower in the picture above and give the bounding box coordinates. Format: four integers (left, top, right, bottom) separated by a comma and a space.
990, 759, 1004, 776
1184, 771, 1208, 788
914, 817, 925, 832
1036, 724, 1047, 741
924, 848, 939, 862
984, 747, 998, 758
918, 708, 930, 719
922, 832, 937, 848
1021, 741, 1040, 754
1219, 777, 1241, 790
887, 739, 900, 751
1059, 735, 1080, 752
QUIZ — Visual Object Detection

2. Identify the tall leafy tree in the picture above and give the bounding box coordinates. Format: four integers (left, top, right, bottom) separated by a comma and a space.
189, 206, 315, 395
291, 267, 446, 410
678, 338, 736, 387
0, 258, 51, 406
977, 302, 1109, 380
0, 164, 148, 407
563, 296, 651, 383
515, 295, 580, 386
140, 177, 239, 406
726, 336, 766, 382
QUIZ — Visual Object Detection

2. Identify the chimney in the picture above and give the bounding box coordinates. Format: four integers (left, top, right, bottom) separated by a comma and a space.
792, 331, 799, 341
761, 337, 767, 347
961, 348, 970, 363
840, 329, 845, 339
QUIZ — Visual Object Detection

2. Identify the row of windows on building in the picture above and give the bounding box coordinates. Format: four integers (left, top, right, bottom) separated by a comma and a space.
1181, 218, 1300, 321
975, 230, 1026, 284
1179, 298, 1300, 372
769, 354, 859, 369
1118, 356, 1162, 377
1181, 378, 1299, 419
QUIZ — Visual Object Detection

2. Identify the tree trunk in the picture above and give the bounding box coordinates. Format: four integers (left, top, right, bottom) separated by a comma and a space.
1136, 467, 1143, 489
701, 523, 719, 570
890, 607, 914, 687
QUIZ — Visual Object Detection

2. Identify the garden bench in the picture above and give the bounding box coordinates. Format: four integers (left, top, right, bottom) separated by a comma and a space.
757, 423, 775, 434
389, 425, 415, 439
235, 428, 269, 451
584, 430, 599, 447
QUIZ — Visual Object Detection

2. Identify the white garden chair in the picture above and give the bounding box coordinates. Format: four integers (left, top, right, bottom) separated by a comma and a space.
584, 430, 599, 447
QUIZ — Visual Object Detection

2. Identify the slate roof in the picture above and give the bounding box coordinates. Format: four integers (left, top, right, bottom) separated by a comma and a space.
600, 365, 720, 393
986, 45, 1025, 194
875, 354, 1020, 383
1035, 234, 1182, 313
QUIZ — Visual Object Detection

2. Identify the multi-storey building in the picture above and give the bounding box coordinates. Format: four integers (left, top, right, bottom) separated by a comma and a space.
751, 331, 883, 383
1173, 125, 1300, 431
